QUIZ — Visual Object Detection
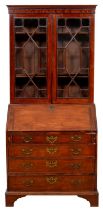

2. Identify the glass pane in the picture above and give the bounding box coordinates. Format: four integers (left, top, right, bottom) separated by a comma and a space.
57, 18, 90, 98
66, 18, 81, 33
15, 18, 47, 98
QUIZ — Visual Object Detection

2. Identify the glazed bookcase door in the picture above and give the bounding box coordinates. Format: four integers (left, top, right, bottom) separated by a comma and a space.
11, 14, 51, 103
53, 15, 94, 103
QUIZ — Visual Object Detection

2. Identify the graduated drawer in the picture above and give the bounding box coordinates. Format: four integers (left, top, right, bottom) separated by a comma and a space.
8, 144, 96, 158
8, 175, 96, 192
9, 132, 96, 144
8, 159, 95, 175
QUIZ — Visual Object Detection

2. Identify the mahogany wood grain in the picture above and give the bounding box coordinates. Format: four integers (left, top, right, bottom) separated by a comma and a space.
11, 131, 96, 144
52, 13, 95, 103
9, 13, 51, 104
8, 144, 96, 158
78, 192, 99, 207
6, 104, 97, 132
89, 16, 95, 102
7, 5, 96, 15
6, 5, 98, 207
5, 192, 26, 207
8, 175, 96, 192
8, 158, 95, 174
10, 15, 15, 103
8, 5, 96, 104
5, 191, 98, 207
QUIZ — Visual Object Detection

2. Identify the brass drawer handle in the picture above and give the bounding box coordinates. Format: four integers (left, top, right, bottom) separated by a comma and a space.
22, 162, 33, 169
22, 148, 33, 155
70, 163, 81, 169
71, 148, 81, 155
46, 176, 58, 184
71, 179, 81, 185
24, 136, 32, 143
23, 179, 34, 187
71, 135, 81, 141
46, 160, 57, 168
46, 147, 57, 154
46, 136, 57, 144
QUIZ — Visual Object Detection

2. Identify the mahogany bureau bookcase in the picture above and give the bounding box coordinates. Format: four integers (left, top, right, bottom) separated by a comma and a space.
6, 5, 99, 207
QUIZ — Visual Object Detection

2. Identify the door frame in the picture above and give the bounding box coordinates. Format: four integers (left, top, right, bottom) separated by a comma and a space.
10, 13, 52, 104
52, 13, 95, 104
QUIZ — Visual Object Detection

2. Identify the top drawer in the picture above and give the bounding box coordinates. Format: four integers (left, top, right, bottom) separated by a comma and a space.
8, 132, 96, 144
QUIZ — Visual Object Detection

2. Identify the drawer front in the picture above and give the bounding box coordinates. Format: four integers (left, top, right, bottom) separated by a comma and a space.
8, 144, 96, 158
8, 175, 96, 192
8, 159, 95, 174
10, 132, 96, 144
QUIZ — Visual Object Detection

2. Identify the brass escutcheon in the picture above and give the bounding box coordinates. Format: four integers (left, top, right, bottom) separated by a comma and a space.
46, 147, 57, 154
46, 160, 57, 168
46, 136, 57, 144
46, 176, 58, 184
49, 104, 55, 111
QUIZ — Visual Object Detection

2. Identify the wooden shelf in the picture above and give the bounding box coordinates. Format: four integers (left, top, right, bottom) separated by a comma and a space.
16, 88, 46, 91
15, 32, 46, 35
58, 32, 89, 35
16, 74, 46, 78
58, 75, 88, 78
57, 88, 88, 91
16, 73, 88, 78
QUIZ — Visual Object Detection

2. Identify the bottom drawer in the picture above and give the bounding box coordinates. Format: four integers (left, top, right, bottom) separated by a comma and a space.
8, 175, 96, 192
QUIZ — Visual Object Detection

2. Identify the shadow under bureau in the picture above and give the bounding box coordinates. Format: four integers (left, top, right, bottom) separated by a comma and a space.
6, 104, 98, 206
